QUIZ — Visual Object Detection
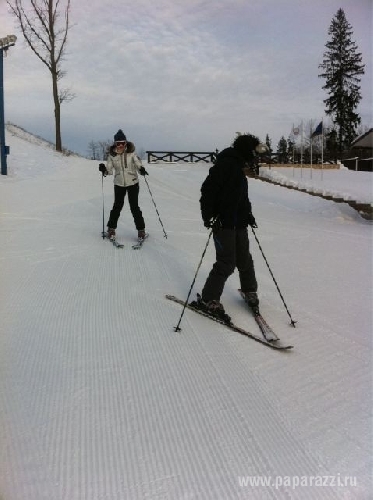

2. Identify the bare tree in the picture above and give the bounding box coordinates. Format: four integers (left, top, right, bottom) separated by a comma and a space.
87, 140, 100, 160
7, 0, 73, 151
87, 140, 112, 160
137, 146, 146, 160
98, 140, 112, 161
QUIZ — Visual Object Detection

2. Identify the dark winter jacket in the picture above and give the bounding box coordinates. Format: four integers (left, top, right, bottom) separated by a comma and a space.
200, 147, 254, 229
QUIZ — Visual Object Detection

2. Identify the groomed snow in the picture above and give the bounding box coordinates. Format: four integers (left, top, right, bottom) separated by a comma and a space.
260, 165, 373, 205
1, 127, 372, 499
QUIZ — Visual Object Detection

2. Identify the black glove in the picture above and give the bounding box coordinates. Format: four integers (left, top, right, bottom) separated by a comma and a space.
99, 163, 108, 176
247, 213, 258, 228
204, 216, 222, 231
139, 166, 148, 176
244, 160, 259, 177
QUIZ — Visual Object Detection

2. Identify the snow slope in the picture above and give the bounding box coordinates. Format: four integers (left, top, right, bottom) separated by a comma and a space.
1, 128, 372, 499
260, 165, 373, 205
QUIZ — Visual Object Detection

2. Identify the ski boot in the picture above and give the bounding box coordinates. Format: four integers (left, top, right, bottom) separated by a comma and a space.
190, 294, 232, 324
107, 227, 116, 241
242, 291, 260, 314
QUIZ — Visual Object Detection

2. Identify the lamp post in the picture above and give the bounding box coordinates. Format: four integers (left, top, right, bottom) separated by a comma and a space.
0, 34, 17, 176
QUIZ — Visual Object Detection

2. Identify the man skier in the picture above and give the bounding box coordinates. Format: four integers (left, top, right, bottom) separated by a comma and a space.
192, 134, 265, 322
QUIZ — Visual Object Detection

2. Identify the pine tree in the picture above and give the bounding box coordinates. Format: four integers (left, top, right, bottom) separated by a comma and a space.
277, 136, 288, 163
287, 137, 295, 162
318, 8, 365, 153
265, 134, 272, 155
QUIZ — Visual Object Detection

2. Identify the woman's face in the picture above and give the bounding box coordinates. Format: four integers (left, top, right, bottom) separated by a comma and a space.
115, 141, 126, 151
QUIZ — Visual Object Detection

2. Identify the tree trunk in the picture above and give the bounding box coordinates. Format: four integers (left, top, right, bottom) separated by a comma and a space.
49, 1, 62, 152
52, 71, 62, 152
7, 0, 72, 154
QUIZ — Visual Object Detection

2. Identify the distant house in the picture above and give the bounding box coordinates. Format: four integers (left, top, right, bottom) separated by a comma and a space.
351, 128, 373, 151
344, 128, 373, 171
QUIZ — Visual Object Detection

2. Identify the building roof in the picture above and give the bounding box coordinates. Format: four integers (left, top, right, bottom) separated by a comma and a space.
350, 128, 373, 148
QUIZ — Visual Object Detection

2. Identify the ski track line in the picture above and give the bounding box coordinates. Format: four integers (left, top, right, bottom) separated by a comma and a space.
290, 300, 371, 357
1, 256, 77, 498
145, 170, 202, 203
1, 251, 108, 497
176, 293, 371, 493
178, 313, 343, 499
4, 250, 129, 498
124, 309, 276, 499
2, 150, 371, 498
238, 310, 372, 482
250, 340, 372, 474
111, 324, 239, 499
56, 252, 248, 497
1, 239, 291, 499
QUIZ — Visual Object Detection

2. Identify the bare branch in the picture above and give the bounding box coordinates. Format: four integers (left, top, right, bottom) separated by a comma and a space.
7, 0, 72, 152
55, 0, 70, 64
59, 87, 76, 104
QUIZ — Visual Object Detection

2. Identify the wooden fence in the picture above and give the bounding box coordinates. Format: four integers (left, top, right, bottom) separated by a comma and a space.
146, 151, 217, 163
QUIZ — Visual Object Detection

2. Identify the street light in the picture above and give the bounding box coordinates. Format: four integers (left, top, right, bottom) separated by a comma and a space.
0, 34, 17, 176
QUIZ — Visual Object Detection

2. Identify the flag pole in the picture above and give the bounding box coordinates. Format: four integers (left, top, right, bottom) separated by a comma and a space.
321, 118, 324, 181
310, 120, 313, 179
311, 120, 323, 180
292, 123, 295, 177
300, 120, 303, 178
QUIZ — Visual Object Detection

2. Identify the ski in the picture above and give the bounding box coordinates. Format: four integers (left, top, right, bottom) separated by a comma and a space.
111, 239, 124, 248
166, 295, 293, 350
253, 314, 279, 342
132, 233, 149, 250
238, 290, 278, 342
101, 232, 124, 248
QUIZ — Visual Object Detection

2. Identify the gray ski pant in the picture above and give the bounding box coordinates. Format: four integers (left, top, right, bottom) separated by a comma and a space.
201, 227, 257, 303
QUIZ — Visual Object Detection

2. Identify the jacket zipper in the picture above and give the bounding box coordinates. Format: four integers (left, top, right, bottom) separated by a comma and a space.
120, 154, 127, 184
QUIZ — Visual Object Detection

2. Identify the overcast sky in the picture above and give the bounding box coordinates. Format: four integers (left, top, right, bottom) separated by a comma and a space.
1, 0, 372, 157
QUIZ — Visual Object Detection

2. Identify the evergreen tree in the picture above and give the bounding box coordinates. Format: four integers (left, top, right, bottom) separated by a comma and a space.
265, 134, 272, 155
318, 8, 365, 153
277, 136, 288, 163
325, 128, 338, 162
287, 137, 295, 162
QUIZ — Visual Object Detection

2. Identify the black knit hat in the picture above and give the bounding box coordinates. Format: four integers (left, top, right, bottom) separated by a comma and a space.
233, 134, 260, 161
114, 129, 127, 142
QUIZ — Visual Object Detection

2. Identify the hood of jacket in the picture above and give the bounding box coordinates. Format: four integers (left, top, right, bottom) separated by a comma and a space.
214, 147, 248, 175
200, 146, 253, 228
215, 146, 244, 164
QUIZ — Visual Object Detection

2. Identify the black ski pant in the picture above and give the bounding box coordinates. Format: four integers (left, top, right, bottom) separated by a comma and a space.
107, 183, 145, 230
202, 227, 257, 303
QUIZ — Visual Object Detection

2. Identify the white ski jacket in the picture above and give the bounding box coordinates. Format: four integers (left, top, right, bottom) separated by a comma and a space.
106, 150, 143, 187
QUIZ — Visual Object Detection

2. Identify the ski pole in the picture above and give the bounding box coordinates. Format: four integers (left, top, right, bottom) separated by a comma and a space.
101, 173, 105, 238
142, 176, 168, 239
251, 227, 297, 327
174, 224, 215, 332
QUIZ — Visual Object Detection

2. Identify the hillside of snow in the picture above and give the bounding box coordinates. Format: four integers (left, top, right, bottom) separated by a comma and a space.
260, 165, 373, 206
1, 126, 372, 499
